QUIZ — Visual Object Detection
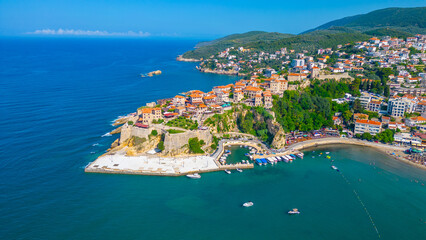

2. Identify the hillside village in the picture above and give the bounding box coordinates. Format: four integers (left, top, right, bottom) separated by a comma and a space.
111, 34, 426, 166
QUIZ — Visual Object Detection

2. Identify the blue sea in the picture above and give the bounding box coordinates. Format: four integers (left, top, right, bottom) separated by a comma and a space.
0, 37, 425, 240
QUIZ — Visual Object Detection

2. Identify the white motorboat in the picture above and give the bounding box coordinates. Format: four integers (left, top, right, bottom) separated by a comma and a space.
288, 208, 300, 215
331, 165, 339, 172
242, 202, 254, 207
224, 169, 232, 174
236, 168, 243, 172
186, 173, 201, 179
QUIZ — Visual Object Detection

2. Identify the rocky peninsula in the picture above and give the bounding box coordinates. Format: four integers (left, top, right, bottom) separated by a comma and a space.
176, 55, 201, 62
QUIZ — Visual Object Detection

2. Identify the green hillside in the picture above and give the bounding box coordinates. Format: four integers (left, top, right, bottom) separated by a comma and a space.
182, 31, 294, 59
181, 7, 426, 60
363, 28, 412, 38
243, 32, 370, 53
305, 7, 426, 33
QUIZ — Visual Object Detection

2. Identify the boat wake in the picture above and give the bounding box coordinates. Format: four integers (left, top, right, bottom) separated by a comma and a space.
101, 132, 112, 137
92, 143, 101, 147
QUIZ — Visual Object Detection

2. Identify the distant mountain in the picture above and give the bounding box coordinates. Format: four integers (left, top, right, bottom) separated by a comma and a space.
181, 7, 426, 60
303, 7, 426, 34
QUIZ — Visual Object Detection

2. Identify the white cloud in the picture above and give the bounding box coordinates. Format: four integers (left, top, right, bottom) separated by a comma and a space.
26, 28, 151, 37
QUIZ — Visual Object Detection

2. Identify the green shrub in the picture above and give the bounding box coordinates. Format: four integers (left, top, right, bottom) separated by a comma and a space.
188, 137, 205, 154
151, 130, 158, 136
158, 141, 165, 151
167, 129, 185, 134
128, 121, 134, 125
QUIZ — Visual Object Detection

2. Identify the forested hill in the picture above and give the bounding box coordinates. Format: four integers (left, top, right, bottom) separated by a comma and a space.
181, 7, 426, 60
303, 7, 426, 33
183, 31, 294, 60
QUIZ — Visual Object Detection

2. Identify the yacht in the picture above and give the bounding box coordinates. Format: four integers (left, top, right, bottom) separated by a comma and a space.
224, 169, 232, 174
242, 202, 254, 207
236, 168, 243, 172
288, 208, 300, 215
186, 173, 201, 179
331, 165, 339, 172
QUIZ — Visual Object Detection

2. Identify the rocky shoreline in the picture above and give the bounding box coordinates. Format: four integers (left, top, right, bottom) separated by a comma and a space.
176, 55, 202, 62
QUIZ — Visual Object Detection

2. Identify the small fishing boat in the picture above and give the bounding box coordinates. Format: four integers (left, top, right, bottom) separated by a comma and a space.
326, 152, 330, 154
236, 168, 243, 172
186, 173, 201, 179
242, 202, 254, 207
288, 208, 300, 215
331, 165, 339, 172
224, 169, 232, 174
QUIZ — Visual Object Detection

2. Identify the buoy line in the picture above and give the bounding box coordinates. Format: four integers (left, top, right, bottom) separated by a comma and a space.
339, 172, 381, 238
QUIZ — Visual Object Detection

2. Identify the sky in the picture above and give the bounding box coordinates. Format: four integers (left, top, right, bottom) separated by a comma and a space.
0, 0, 424, 38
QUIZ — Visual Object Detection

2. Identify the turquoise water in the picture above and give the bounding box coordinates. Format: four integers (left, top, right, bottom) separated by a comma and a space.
1, 38, 425, 239
225, 145, 251, 164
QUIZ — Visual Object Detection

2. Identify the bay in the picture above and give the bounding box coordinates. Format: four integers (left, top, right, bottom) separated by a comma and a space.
0, 38, 425, 240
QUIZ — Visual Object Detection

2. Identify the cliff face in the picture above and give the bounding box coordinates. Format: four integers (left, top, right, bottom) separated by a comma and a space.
271, 128, 286, 149
163, 129, 212, 156
204, 110, 238, 134
252, 109, 286, 149
265, 113, 286, 149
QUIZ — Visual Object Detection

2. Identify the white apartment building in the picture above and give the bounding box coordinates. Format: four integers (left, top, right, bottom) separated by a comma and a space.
387, 97, 416, 117
367, 100, 382, 112
354, 119, 382, 135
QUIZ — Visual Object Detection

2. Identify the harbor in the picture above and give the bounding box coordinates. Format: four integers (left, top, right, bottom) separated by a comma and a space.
85, 138, 306, 176
85, 136, 424, 176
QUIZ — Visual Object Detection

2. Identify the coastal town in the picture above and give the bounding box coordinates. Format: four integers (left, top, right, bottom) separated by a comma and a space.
86, 34, 426, 176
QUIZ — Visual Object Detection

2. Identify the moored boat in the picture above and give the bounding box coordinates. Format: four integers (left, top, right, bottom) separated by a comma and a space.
186, 173, 201, 179
242, 202, 254, 207
224, 169, 232, 174
331, 165, 339, 172
236, 168, 243, 172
